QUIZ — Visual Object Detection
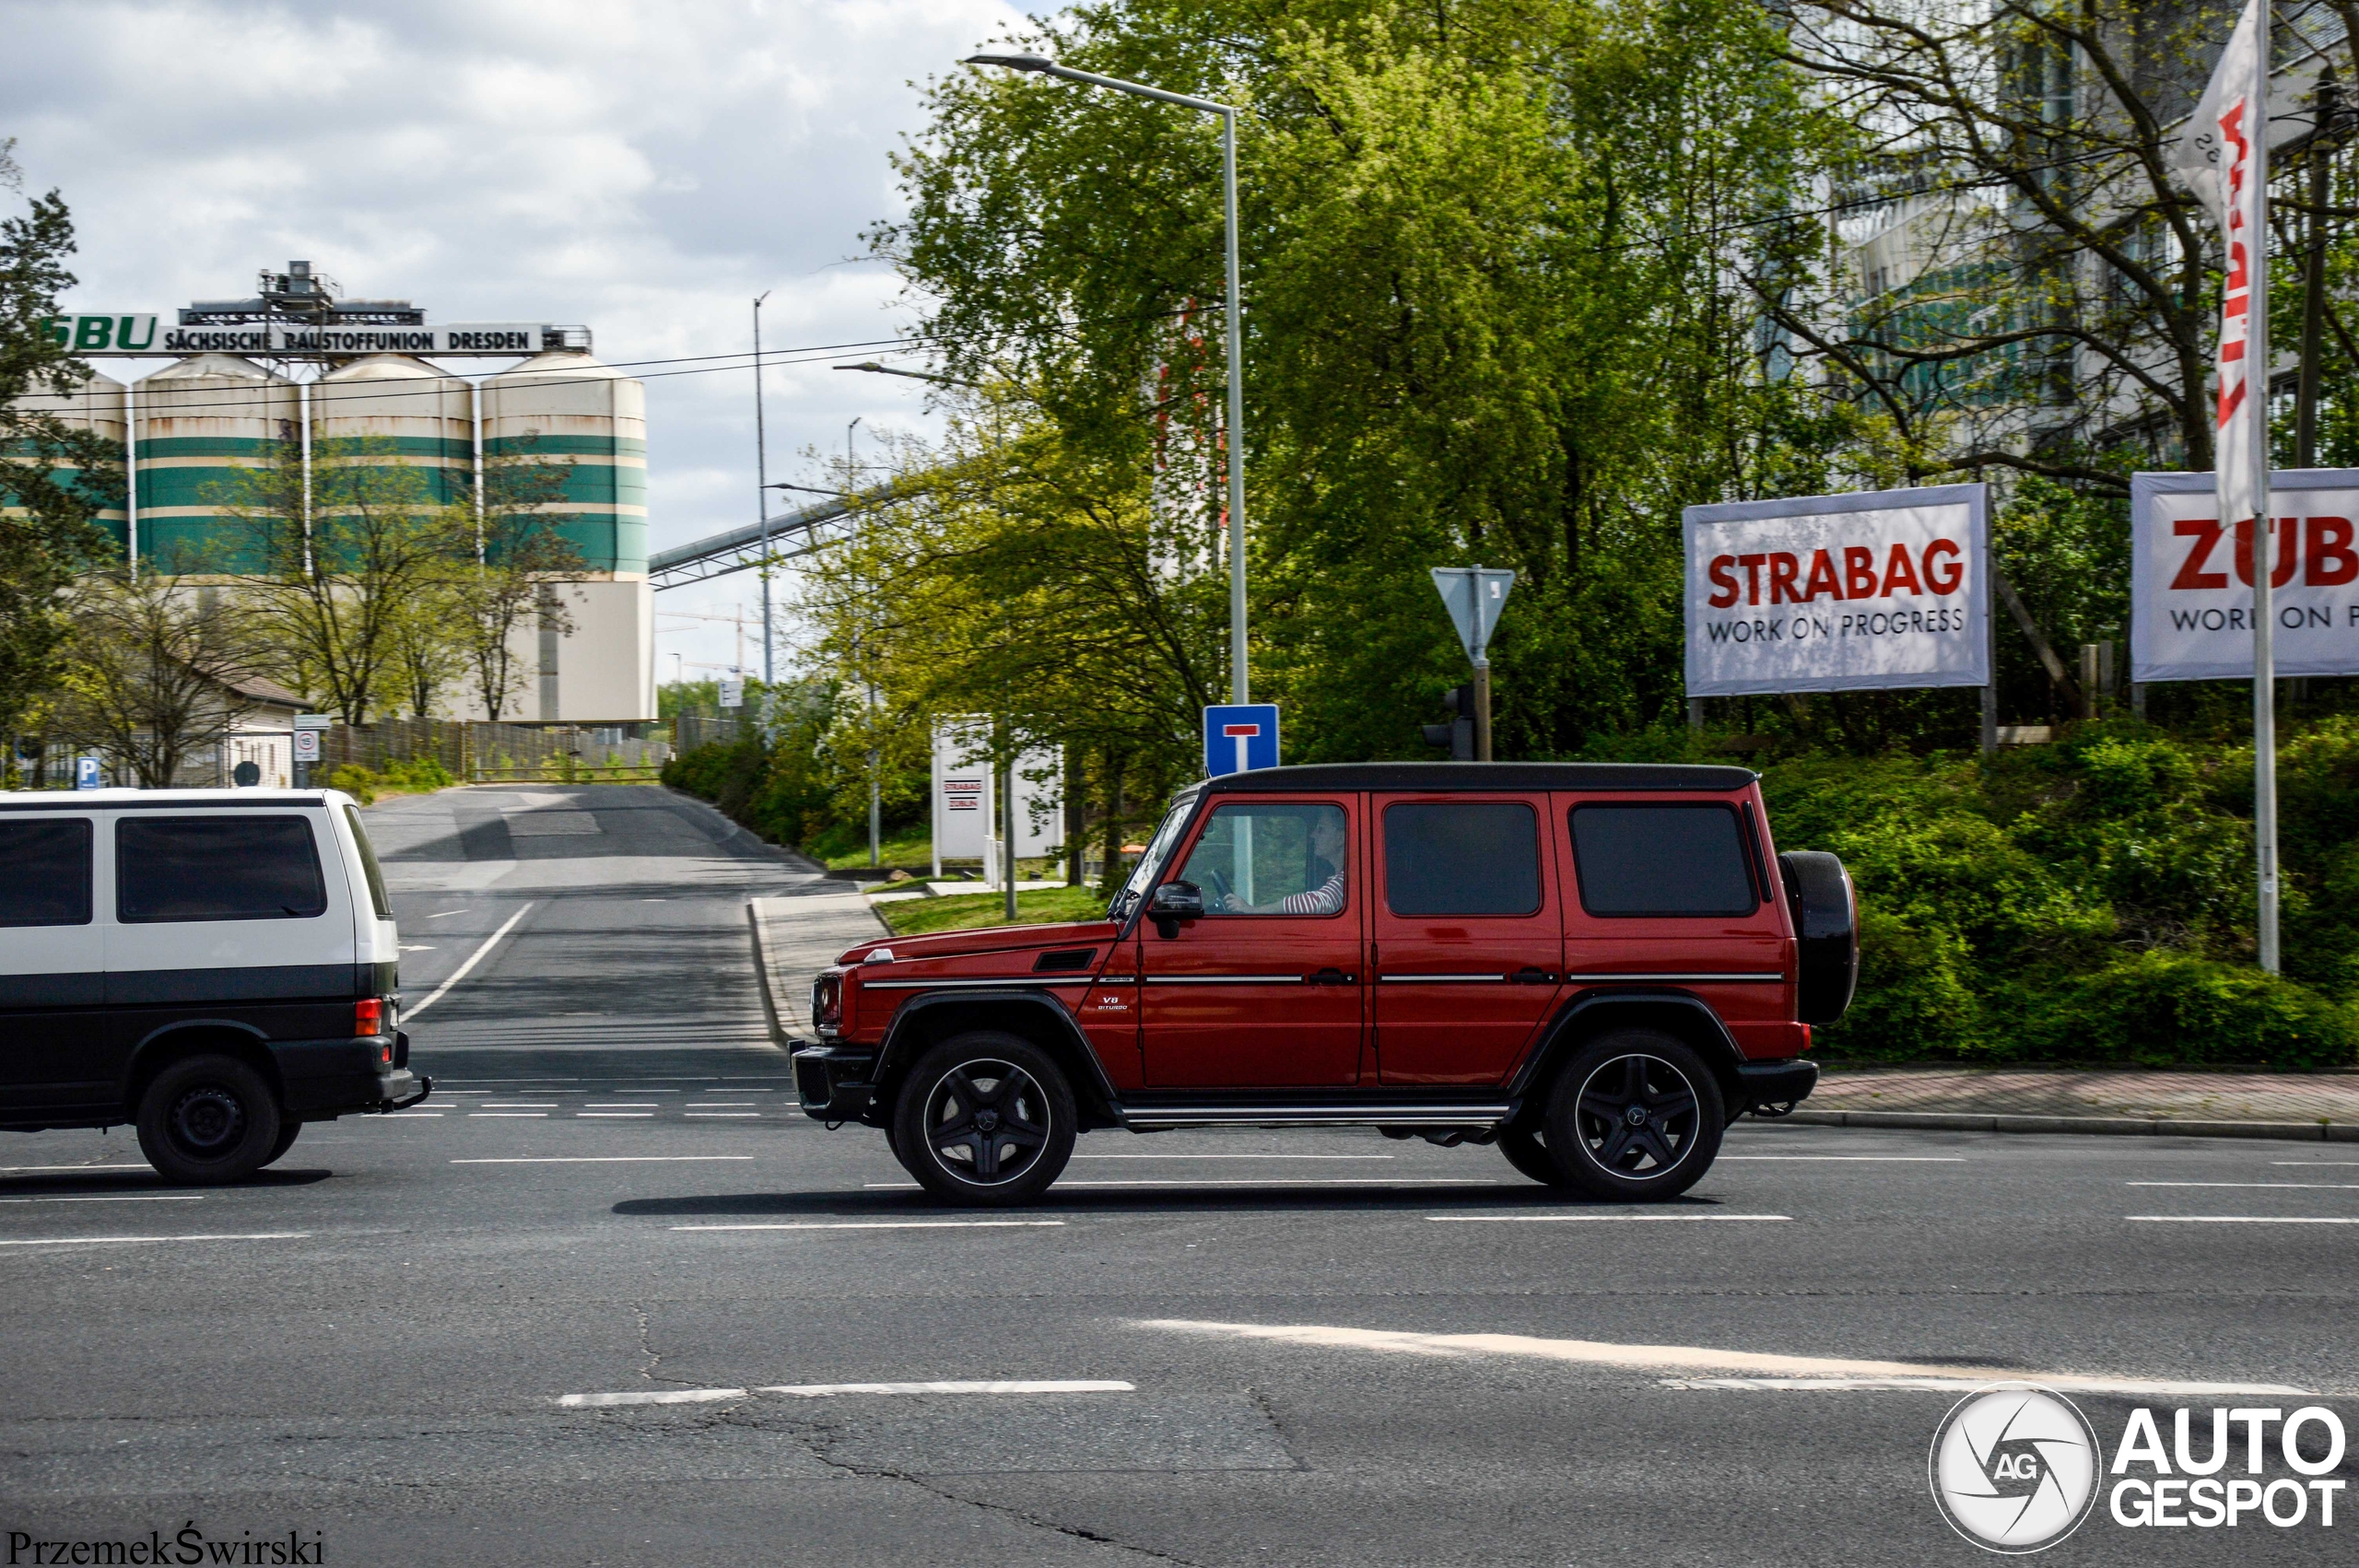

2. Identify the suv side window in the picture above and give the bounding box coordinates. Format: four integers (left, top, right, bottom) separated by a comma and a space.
117, 815, 329, 923
1381, 802, 1540, 916
0, 819, 93, 927
1570, 803, 1756, 917
1176, 802, 1348, 916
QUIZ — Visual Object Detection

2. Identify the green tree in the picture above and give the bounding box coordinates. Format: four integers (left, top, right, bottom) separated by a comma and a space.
450, 440, 580, 721
0, 139, 117, 744
50, 571, 269, 787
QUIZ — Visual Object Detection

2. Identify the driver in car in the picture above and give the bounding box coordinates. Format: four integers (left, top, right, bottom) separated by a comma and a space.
1217, 809, 1347, 915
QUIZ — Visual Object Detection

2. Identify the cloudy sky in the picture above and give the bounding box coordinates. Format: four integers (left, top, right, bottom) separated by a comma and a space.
2, 0, 1034, 680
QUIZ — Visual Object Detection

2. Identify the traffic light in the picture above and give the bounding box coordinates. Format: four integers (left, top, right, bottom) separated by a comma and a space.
1421, 685, 1476, 760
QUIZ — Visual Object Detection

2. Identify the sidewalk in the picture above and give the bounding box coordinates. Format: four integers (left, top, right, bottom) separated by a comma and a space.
745, 891, 886, 1044
1794, 1064, 2359, 1142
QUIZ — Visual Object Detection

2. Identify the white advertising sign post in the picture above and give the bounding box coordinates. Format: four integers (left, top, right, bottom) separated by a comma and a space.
2131, 471, 2359, 683
1684, 484, 1990, 704
930, 720, 1061, 883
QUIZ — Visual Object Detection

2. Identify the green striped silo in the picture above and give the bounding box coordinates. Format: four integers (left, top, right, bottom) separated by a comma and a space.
133, 354, 298, 574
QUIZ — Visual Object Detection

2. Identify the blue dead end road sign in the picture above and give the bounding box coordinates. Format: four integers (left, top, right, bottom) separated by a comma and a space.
1203, 705, 1280, 778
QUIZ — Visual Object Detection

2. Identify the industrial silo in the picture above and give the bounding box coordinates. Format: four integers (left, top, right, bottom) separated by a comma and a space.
132, 354, 298, 575
3, 366, 128, 559
478, 349, 651, 720
311, 353, 474, 509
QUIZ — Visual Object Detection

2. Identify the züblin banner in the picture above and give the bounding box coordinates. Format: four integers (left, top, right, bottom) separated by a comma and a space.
1683, 484, 1990, 697
2132, 470, 2359, 683
37, 315, 552, 356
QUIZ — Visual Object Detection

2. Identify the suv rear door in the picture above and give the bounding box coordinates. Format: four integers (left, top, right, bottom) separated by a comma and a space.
1370, 793, 1564, 1084
1139, 793, 1366, 1086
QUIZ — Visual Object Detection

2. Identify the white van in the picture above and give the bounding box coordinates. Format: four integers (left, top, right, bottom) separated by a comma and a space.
0, 788, 428, 1182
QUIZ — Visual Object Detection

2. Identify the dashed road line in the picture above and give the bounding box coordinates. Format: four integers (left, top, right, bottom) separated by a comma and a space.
0, 1232, 311, 1247
1719, 1156, 1966, 1163
404, 900, 534, 1021
671, 1221, 1066, 1232
557, 1378, 1132, 1409
2128, 1181, 2359, 1189
0, 1195, 203, 1205
2128, 1214, 2359, 1224
1430, 1212, 1792, 1223
452, 1156, 755, 1164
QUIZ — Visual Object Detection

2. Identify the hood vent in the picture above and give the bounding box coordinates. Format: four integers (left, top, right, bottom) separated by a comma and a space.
1032, 948, 1097, 974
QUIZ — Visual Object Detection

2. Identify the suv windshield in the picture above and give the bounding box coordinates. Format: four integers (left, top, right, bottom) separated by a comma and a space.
1112, 793, 1199, 919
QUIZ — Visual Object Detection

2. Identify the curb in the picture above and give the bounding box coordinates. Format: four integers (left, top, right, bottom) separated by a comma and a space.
745, 901, 796, 1049
1781, 1109, 2359, 1143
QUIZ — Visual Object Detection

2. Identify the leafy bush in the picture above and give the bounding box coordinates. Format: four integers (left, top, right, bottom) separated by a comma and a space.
328, 764, 376, 803
381, 755, 454, 790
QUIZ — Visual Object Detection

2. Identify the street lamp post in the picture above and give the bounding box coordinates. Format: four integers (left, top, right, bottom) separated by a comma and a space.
753, 292, 773, 688
964, 51, 1250, 704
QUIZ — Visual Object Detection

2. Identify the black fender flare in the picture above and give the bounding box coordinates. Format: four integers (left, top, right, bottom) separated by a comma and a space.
871, 989, 1125, 1129
123, 1019, 282, 1105
1503, 989, 1748, 1124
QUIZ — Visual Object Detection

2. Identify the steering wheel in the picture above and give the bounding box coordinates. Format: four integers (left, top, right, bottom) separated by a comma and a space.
1198, 863, 1236, 909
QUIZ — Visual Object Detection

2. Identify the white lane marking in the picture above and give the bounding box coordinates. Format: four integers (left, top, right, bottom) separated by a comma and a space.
0, 1164, 152, 1174
470, 1113, 546, 1118
404, 900, 535, 1020
671, 1221, 1066, 1232
1071, 1153, 1396, 1161
586, 1104, 660, 1108
424, 909, 469, 919
399, 945, 437, 953
559, 1387, 746, 1409
686, 1103, 758, 1107
578, 1113, 652, 1118
1719, 1156, 1966, 1163
1131, 1319, 2310, 1397
1429, 1212, 1791, 1223
1665, 1375, 2306, 1395
866, 1177, 1508, 1191
453, 1156, 755, 1164
480, 1104, 560, 1108
388, 1112, 443, 1117
2129, 1215, 2359, 1224
2128, 1181, 2359, 1188
0, 1195, 203, 1205
2272, 1161, 2359, 1165
0, 1233, 311, 1247
685, 1113, 760, 1118
759, 1380, 1133, 1397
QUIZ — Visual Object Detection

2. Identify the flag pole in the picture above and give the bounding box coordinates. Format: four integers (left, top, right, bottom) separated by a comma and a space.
2252, 18, 2281, 974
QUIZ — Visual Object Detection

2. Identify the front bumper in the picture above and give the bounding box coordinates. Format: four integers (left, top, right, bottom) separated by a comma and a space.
1733, 1058, 1819, 1117
793, 1045, 878, 1122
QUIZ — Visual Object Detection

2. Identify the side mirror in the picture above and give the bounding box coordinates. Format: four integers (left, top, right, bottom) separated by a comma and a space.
1148, 880, 1203, 938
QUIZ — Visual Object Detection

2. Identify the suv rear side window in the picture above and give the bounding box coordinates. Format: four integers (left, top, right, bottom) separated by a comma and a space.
117, 815, 328, 923
345, 805, 393, 920
0, 818, 93, 927
1382, 802, 1540, 916
1570, 803, 1756, 917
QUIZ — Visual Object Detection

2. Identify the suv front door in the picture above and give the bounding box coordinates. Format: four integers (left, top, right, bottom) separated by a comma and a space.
1370, 794, 1563, 1084
1139, 796, 1365, 1087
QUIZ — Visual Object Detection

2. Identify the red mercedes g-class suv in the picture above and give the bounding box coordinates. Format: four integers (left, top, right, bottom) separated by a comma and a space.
793, 763, 1854, 1206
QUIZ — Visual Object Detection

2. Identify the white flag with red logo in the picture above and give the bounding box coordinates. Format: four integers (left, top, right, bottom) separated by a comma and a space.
2170, 0, 2271, 523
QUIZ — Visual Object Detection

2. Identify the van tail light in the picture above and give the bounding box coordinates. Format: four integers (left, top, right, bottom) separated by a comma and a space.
355, 998, 384, 1036
1800, 1024, 1813, 1053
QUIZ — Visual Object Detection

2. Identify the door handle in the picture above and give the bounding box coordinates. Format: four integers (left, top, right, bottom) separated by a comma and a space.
1308, 967, 1355, 985
1510, 967, 1556, 984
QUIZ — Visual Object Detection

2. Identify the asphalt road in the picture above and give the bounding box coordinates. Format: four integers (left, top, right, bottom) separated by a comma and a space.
1, 785, 2353, 1566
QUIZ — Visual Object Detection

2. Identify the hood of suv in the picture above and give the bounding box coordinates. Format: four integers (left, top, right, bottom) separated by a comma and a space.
837, 919, 1121, 969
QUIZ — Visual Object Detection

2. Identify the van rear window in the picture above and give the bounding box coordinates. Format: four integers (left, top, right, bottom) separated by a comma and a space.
117, 815, 328, 923
0, 818, 93, 927
1570, 804, 1756, 917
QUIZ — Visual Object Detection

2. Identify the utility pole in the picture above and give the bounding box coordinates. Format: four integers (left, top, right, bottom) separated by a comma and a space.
753, 294, 773, 688
851, 415, 880, 869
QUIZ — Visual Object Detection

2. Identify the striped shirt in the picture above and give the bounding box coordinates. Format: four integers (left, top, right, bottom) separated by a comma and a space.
1277, 872, 1345, 916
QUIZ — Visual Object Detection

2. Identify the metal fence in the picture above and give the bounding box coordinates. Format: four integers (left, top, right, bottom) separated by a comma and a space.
317, 719, 675, 783
673, 714, 745, 753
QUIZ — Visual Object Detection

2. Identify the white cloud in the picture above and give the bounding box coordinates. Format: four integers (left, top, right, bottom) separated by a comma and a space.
2, 0, 1032, 678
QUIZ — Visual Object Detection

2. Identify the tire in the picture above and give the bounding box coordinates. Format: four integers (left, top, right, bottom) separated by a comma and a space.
1542, 1029, 1724, 1201
1496, 1124, 1577, 1187
891, 1033, 1076, 1207
260, 1121, 302, 1169
135, 1054, 283, 1186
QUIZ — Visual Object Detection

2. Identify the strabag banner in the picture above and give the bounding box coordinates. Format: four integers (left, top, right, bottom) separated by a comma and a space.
2130, 470, 2359, 683
1684, 484, 1989, 697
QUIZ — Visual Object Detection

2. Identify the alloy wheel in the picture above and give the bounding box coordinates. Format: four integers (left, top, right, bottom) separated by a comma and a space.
922, 1059, 1051, 1187
1570, 1052, 1700, 1180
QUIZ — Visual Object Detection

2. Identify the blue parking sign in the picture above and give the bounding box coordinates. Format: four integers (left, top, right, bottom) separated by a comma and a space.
75, 756, 103, 790
1203, 705, 1280, 778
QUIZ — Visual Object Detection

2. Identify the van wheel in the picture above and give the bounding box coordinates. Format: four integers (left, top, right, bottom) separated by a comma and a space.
1496, 1125, 1575, 1187
892, 1033, 1075, 1207
261, 1122, 302, 1168
1543, 1030, 1724, 1201
135, 1055, 283, 1186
